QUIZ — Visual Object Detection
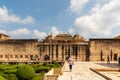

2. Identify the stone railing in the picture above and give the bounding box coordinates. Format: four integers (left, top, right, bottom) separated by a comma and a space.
44, 62, 66, 80
59, 61, 67, 75
44, 68, 59, 80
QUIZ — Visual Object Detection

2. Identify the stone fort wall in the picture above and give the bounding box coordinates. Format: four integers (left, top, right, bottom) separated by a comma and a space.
0, 39, 39, 62
89, 39, 120, 61
0, 33, 120, 62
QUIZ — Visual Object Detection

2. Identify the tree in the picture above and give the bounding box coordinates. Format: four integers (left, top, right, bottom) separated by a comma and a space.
16, 65, 35, 80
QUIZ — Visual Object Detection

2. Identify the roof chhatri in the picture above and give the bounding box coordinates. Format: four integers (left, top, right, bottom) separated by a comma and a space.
55, 33, 73, 40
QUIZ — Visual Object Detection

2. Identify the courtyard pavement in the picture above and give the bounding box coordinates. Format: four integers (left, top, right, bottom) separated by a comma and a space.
58, 61, 120, 80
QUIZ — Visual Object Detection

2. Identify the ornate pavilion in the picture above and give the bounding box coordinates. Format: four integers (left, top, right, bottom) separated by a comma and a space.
38, 33, 89, 61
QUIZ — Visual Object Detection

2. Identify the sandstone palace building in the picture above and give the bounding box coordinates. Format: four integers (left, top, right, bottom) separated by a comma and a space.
0, 33, 120, 63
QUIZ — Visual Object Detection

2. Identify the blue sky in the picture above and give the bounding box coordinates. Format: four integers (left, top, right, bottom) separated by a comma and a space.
0, 0, 120, 40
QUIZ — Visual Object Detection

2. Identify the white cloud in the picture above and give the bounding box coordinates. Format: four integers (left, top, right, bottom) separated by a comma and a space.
68, 0, 89, 13
74, 0, 120, 38
33, 30, 47, 39
49, 26, 62, 36
0, 6, 34, 24
0, 28, 47, 39
20, 16, 34, 24
91, 3, 101, 13
68, 28, 74, 34
9, 28, 30, 36
32, 26, 63, 40
0, 29, 7, 34
0, 26, 65, 40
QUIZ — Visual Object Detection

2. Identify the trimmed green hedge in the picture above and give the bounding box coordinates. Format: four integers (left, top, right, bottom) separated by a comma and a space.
0, 61, 61, 80
35, 67, 51, 73
32, 73, 44, 80
0, 76, 5, 80
16, 65, 35, 80
4, 69, 17, 74
3, 74, 18, 80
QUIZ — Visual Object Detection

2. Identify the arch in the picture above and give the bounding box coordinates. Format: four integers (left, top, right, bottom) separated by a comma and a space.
44, 55, 50, 61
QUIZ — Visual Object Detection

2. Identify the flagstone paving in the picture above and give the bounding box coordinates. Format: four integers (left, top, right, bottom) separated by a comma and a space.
58, 61, 120, 80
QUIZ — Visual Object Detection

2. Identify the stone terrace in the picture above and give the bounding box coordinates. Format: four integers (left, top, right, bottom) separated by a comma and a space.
58, 61, 120, 80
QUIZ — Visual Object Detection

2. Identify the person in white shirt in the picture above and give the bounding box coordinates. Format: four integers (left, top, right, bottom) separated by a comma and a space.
68, 56, 74, 71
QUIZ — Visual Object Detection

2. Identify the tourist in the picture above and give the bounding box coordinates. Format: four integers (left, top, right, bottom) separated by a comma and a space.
68, 56, 74, 71
107, 55, 110, 64
118, 57, 120, 66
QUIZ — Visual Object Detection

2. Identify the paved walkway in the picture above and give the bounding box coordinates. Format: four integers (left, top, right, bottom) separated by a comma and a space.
58, 61, 119, 80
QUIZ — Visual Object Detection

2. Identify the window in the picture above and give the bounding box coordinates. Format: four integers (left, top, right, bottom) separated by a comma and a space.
20, 55, 23, 58
35, 55, 38, 58
5, 55, 8, 58
25, 55, 28, 58
10, 55, 13, 58
0, 55, 3, 58
15, 55, 18, 58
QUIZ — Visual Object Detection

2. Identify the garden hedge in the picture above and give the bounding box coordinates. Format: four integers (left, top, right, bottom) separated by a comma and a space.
16, 65, 35, 80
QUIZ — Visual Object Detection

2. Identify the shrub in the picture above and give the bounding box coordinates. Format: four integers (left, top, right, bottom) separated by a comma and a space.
51, 60, 57, 64
3, 74, 18, 80
16, 65, 35, 80
45, 64, 55, 67
32, 64, 44, 72
43, 62, 48, 66
2, 74, 9, 80
4, 69, 17, 74
0, 71, 4, 76
8, 74, 18, 80
0, 65, 18, 69
0, 65, 18, 73
51, 60, 60, 68
9, 76, 18, 80
0, 75, 5, 80
35, 67, 51, 73
31, 74, 44, 80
